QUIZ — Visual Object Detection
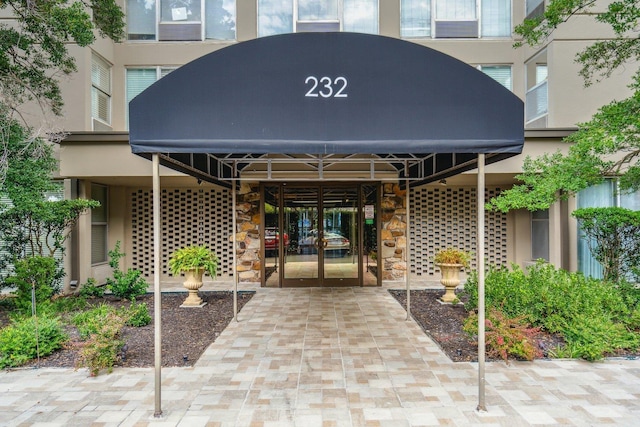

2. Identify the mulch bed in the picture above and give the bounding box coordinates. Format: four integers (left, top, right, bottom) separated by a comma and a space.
1, 291, 254, 369
389, 289, 478, 362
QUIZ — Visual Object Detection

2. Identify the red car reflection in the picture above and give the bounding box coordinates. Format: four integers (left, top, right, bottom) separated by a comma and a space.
265, 227, 289, 252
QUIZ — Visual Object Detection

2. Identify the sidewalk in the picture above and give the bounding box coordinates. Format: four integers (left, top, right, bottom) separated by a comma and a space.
1, 286, 639, 426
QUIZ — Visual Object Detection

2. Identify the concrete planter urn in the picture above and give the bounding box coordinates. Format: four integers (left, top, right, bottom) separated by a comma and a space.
435, 263, 464, 303
181, 269, 206, 307
168, 245, 219, 308
434, 248, 471, 304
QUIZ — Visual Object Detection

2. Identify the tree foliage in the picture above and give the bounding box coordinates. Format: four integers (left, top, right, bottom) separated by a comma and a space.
489, 0, 640, 212
572, 207, 640, 282
0, 114, 98, 289
0, 0, 125, 118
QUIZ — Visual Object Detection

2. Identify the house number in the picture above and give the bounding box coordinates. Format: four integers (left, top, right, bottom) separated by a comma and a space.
304, 76, 348, 98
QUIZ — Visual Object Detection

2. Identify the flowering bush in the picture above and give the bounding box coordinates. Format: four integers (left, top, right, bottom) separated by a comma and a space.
464, 308, 542, 362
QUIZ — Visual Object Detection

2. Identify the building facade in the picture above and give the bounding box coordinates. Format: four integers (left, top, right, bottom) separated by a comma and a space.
54, 1, 637, 289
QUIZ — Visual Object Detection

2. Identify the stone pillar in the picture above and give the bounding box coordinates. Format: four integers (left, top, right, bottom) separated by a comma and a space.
381, 183, 407, 280
234, 183, 261, 283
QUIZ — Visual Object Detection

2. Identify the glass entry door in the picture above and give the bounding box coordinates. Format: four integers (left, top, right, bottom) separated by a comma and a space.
263, 183, 376, 287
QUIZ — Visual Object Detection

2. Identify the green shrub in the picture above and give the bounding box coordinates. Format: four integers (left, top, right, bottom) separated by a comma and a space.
462, 261, 640, 360
464, 308, 542, 362
123, 301, 151, 327
75, 311, 126, 376
106, 242, 148, 300
0, 316, 67, 368
73, 304, 117, 340
79, 278, 105, 298
5, 256, 58, 314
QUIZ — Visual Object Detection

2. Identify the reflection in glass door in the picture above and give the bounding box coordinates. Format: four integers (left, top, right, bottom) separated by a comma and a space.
322, 187, 359, 285
263, 183, 379, 287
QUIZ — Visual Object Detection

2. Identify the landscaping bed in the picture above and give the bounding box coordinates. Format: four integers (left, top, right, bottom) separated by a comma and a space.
0, 291, 254, 369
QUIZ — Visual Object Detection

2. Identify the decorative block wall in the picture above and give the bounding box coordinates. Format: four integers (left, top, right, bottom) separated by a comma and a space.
130, 188, 233, 279
410, 186, 508, 277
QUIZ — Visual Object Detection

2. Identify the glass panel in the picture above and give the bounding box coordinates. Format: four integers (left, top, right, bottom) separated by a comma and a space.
620, 188, 640, 210
362, 184, 378, 286
91, 225, 108, 264
264, 186, 281, 287
205, 0, 236, 39
531, 209, 549, 261
343, 0, 378, 34
481, 0, 510, 37
323, 187, 358, 281
283, 187, 319, 280
258, 0, 293, 36
161, 0, 201, 22
401, 0, 431, 38
298, 0, 338, 21
91, 185, 108, 223
436, 0, 476, 20
127, 0, 157, 40
577, 180, 615, 279
480, 65, 512, 90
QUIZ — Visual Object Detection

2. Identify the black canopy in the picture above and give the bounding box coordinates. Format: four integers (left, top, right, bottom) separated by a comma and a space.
129, 32, 523, 185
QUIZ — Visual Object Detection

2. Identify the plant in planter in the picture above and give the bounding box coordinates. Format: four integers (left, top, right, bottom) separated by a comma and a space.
168, 245, 219, 307
434, 247, 472, 303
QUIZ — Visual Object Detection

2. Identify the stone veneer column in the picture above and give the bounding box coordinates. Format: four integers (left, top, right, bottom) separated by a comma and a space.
234, 183, 261, 283
381, 183, 407, 280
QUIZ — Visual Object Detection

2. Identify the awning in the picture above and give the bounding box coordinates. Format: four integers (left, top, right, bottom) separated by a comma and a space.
129, 32, 524, 187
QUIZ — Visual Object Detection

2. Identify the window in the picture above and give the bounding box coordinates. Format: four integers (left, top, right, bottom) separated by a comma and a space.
91, 184, 108, 265
401, 0, 511, 38
91, 55, 111, 126
401, 0, 430, 37
478, 65, 512, 90
258, 0, 378, 37
526, 60, 548, 122
531, 209, 549, 261
126, 67, 177, 127
526, 0, 544, 18
577, 180, 640, 278
127, 0, 236, 41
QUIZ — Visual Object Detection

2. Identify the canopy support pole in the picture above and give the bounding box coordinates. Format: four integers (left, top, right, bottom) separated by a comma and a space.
232, 179, 238, 322
405, 166, 411, 321
152, 154, 163, 417
477, 153, 487, 412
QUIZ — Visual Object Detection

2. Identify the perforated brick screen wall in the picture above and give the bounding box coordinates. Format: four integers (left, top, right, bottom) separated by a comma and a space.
410, 186, 508, 277
130, 188, 233, 279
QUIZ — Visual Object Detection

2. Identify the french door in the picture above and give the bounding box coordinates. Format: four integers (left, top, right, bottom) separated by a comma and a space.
262, 183, 379, 287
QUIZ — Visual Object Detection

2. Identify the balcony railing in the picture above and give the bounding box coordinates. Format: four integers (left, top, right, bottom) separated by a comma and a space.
526, 80, 548, 122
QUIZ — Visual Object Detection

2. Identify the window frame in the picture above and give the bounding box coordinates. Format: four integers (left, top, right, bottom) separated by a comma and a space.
126, 0, 237, 41
400, 0, 512, 40
91, 54, 112, 126
258, 0, 379, 37
91, 184, 109, 266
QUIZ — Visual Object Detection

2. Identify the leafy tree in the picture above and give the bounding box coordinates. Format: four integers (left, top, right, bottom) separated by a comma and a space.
0, 0, 124, 292
0, 114, 99, 291
489, 0, 640, 212
0, 0, 125, 182
572, 207, 640, 282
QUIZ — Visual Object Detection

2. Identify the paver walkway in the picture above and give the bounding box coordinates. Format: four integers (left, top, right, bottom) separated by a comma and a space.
1, 286, 639, 426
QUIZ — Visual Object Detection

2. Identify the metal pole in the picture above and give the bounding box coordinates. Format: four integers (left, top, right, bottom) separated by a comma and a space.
152, 154, 163, 417
477, 153, 487, 412
405, 169, 411, 321
232, 180, 238, 322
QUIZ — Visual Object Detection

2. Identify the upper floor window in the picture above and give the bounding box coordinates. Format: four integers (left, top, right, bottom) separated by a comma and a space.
258, 0, 378, 37
526, 0, 544, 19
127, 0, 236, 41
91, 55, 111, 128
478, 65, 512, 90
126, 67, 177, 127
401, 0, 511, 38
526, 58, 548, 123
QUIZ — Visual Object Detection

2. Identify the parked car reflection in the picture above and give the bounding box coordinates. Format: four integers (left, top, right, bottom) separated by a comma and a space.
265, 227, 288, 253
298, 230, 350, 257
